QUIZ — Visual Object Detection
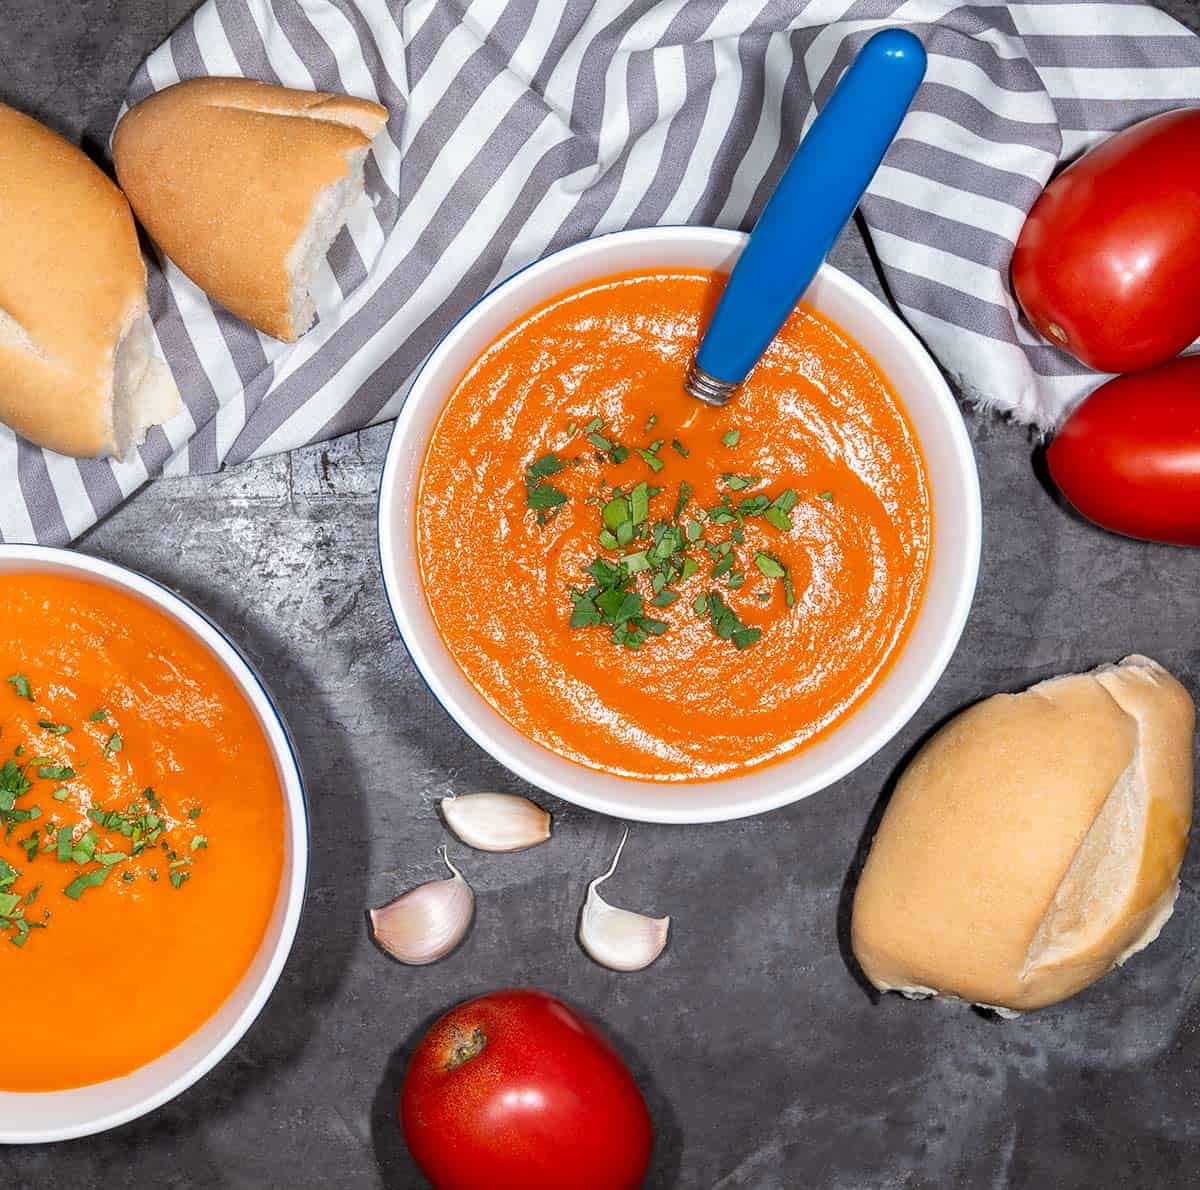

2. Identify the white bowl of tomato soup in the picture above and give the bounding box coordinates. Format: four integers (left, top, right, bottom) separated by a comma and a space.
379, 226, 979, 823
0, 545, 307, 1143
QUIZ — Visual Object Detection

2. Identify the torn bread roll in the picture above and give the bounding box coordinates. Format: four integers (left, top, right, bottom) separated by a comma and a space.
0, 102, 180, 459
113, 77, 388, 342
852, 655, 1194, 1014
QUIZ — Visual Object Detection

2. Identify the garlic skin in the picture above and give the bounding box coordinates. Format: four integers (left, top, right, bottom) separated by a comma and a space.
439, 792, 551, 852
368, 847, 474, 965
579, 829, 670, 972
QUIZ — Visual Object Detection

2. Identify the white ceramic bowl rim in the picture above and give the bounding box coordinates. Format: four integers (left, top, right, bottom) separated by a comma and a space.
0, 544, 308, 1144
378, 226, 981, 824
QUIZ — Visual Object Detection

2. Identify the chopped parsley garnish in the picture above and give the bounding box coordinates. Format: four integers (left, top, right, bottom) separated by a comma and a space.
635, 439, 665, 474
7, 674, 33, 701
704, 591, 761, 649
817, 490, 834, 501
0, 724, 210, 944
37, 765, 74, 781
37, 719, 71, 735
524, 452, 569, 523
764, 489, 798, 532
64, 867, 112, 900
540, 421, 802, 654
88, 708, 107, 722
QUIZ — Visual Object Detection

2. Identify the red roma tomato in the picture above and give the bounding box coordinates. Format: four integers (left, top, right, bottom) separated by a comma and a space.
400, 988, 653, 1190
1048, 356, 1200, 545
1012, 109, 1200, 373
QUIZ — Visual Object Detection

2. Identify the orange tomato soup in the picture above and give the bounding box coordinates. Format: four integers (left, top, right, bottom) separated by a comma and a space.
416, 269, 931, 781
0, 572, 284, 1091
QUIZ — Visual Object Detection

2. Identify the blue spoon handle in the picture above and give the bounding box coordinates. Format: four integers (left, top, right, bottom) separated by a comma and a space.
688, 28, 927, 403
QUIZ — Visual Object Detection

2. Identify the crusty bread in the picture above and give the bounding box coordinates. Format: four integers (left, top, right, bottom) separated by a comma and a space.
851, 655, 1194, 1014
112, 78, 388, 342
0, 102, 180, 459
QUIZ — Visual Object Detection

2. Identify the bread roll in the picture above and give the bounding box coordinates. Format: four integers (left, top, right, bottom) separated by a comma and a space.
851, 655, 1194, 1014
0, 102, 180, 459
113, 78, 388, 342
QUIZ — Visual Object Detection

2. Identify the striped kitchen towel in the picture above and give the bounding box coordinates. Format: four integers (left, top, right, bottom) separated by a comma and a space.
4, 0, 1199, 545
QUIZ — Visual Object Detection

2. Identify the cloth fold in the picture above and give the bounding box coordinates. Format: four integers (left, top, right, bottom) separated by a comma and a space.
4, 0, 1199, 545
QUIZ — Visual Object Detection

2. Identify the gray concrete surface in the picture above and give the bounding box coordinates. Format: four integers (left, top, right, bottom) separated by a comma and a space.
3, 2, 1200, 1187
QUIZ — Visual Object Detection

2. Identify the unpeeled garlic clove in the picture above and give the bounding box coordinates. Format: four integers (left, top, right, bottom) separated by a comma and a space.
579, 828, 670, 972
439, 792, 551, 853
368, 847, 474, 965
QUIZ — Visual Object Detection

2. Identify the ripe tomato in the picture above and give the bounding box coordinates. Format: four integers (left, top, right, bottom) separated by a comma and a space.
400, 988, 653, 1190
1047, 356, 1200, 545
1012, 109, 1200, 373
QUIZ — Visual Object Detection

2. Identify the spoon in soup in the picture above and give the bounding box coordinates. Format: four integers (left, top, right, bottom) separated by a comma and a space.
684, 28, 928, 407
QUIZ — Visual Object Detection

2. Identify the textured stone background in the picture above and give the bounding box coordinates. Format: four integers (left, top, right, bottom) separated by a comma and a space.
3, 2, 1200, 1187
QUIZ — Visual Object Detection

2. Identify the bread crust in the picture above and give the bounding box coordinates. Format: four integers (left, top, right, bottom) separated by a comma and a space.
851, 656, 1194, 1012
112, 78, 388, 341
0, 103, 149, 457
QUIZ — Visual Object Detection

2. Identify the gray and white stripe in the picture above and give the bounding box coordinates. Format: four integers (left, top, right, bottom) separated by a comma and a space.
3, 0, 1198, 544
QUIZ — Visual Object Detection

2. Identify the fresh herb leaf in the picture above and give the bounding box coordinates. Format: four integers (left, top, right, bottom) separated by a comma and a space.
64, 867, 112, 901
673, 481, 692, 521
635, 448, 664, 473
603, 496, 630, 530
37, 720, 71, 736
721, 430, 740, 447
36, 765, 74, 782
629, 482, 650, 526
527, 485, 568, 510
88, 709, 107, 722
526, 453, 565, 482
754, 553, 786, 579
732, 627, 762, 650
670, 439, 689, 458
7, 674, 33, 701
817, 490, 834, 502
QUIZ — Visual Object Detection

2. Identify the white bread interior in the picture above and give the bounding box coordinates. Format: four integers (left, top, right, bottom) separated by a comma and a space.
286, 146, 371, 339
851, 655, 1194, 1014
113, 78, 388, 342
111, 312, 186, 458
0, 101, 180, 458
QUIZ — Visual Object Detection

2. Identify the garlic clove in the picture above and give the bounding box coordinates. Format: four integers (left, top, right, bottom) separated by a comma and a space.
579, 828, 670, 972
368, 847, 474, 965
439, 792, 551, 852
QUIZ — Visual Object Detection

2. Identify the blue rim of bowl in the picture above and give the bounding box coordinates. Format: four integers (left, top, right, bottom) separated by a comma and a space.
0, 543, 309, 1143
376, 226, 982, 823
